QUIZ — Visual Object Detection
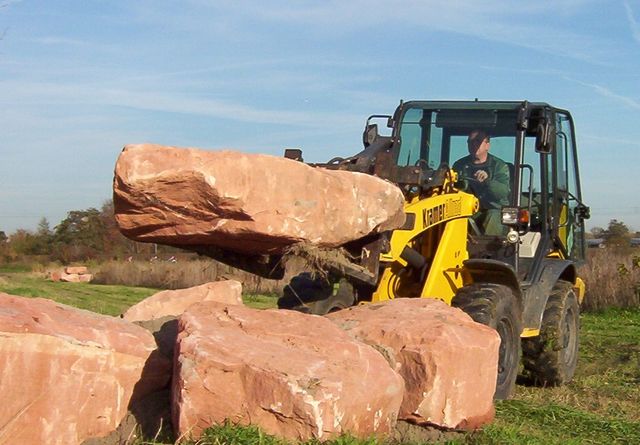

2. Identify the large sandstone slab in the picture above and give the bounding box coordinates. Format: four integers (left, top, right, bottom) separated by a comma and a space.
122, 280, 243, 322
0, 293, 171, 445
172, 302, 404, 441
113, 144, 405, 254
327, 299, 500, 430
65, 266, 89, 275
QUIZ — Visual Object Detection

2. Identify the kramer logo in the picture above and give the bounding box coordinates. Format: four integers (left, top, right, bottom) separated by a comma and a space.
422, 198, 462, 228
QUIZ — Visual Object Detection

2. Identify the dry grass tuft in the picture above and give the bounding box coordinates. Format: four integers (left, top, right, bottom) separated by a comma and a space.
93, 259, 284, 295
579, 248, 640, 312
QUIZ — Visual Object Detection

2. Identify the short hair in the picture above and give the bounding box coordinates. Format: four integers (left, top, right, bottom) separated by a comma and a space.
467, 129, 490, 145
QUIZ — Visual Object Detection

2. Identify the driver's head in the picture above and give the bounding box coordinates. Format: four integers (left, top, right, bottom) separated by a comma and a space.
467, 129, 490, 158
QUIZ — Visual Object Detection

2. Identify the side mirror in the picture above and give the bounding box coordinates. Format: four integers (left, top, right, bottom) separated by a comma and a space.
535, 115, 556, 154
576, 204, 590, 221
284, 148, 303, 161
363, 123, 379, 148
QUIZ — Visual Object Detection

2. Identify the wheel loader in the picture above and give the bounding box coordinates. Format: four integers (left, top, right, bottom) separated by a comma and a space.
275, 100, 590, 399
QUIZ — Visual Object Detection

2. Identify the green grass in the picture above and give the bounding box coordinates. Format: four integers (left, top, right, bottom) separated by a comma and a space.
0, 272, 158, 315
1, 271, 638, 444
0, 272, 279, 315
243, 293, 279, 309
0, 263, 33, 273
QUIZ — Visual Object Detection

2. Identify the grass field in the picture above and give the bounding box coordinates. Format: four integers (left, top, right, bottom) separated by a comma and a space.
1, 271, 638, 444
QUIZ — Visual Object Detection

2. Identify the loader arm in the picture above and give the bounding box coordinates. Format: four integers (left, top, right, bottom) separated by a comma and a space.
372, 180, 479, 305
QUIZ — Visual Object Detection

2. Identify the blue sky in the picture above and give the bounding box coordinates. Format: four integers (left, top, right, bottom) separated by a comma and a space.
1, 0, 639, 234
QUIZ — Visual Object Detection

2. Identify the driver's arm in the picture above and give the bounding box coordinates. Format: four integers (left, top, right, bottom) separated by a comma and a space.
486, 161, 510, 202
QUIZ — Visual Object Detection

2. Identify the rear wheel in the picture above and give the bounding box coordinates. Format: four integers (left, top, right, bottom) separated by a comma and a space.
277, 273, 356, 315
452, 283, 523, 399
522, 280, 579, 386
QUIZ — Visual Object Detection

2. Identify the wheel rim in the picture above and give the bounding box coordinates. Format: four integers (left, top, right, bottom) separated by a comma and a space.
561, 303, 579, 367
496, 315, 517, 387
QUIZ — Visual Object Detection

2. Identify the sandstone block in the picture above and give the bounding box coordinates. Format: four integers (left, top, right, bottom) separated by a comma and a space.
0, 293, 171, 445
172, 302, 404, 441
60, 272, 80, 282
327, 299, 500, 430
122, 280, 243, 322
77, 273, 93, 283
65, 266, 89, 275
113, 144, 405, 254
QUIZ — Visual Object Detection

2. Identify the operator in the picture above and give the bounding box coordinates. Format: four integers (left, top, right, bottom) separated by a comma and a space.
453, 129, 510, 235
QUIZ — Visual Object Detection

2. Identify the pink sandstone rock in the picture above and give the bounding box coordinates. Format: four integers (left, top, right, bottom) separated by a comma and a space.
172, 302, 404, 441
113, 144, 405, 254
60, 272, 80, 282
48, 270, 62, 281
65, 266, 88, 275
77, 273, 93, 283
327, 299, 500, 430
0, 293, 171, 445
122, 280, 243, 322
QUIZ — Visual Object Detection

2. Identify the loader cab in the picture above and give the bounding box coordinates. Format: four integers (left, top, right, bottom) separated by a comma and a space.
389, 100, 588, 282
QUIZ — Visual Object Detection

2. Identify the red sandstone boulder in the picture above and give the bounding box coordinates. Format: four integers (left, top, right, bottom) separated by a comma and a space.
327, 299, 500, 430
48, 270, 62, 281
122, 280, 243, 322
65, 266, 88, 274
113, 144, 405, 254
59, 272, 93, 283
0, 293, 171, 445
172, 302, 404, 441
77, 273, 93, 283
60, 272, 81, 282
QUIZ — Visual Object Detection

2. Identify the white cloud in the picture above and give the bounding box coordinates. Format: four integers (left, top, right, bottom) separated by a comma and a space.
119, 0, 608, 63
0, 79, 362, 128
624, 0, 640, 43
194, 0, 605, 62
573, 79, 640, 110
32, 36, 92, 47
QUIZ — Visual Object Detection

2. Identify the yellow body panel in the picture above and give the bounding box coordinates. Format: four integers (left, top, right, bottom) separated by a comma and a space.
574, 277, 586, 304
372, 174, 479, 305
521, 328, 541, 337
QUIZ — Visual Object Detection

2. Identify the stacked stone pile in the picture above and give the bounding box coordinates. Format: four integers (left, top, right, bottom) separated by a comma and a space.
48, 265, 93, 283
0, 284, 499, 444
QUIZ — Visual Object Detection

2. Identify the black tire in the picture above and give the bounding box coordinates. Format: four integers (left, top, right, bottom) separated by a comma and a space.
452, 283, 523, 400
522, 280, 579, 386
277, 273, 356, 315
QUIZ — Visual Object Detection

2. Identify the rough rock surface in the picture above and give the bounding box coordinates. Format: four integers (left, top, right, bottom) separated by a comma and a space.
172, 302, 404, 441
113, 144, 406, 254
122, 280, 243, 322
60, 272, 93, 283
0, 293, 172, 445
327, 299, 500, 430
65, 266, 89, 274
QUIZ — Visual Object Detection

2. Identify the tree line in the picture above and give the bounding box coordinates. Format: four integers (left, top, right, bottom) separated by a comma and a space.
0, 200, 174, 263
589, 219, 639, 248
1, 204, 637, 264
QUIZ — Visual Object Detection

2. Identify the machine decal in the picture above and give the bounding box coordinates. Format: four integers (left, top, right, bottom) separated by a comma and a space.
421, 197, 462, 229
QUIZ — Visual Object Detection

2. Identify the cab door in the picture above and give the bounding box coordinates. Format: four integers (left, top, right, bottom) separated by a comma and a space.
553, 112, 586, 261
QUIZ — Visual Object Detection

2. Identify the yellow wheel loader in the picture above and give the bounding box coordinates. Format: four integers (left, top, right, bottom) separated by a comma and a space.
275, 100, 590, 399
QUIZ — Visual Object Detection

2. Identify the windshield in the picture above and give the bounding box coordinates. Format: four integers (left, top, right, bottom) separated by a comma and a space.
396, 107, 518, 170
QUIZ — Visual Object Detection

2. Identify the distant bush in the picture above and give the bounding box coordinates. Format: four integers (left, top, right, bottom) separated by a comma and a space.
579, 248, 640, 312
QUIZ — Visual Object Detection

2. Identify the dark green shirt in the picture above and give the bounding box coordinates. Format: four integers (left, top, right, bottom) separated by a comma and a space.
453, 154, 510, 209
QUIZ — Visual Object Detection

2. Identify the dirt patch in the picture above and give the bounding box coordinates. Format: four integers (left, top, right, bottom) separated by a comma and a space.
282, 242, 356, 279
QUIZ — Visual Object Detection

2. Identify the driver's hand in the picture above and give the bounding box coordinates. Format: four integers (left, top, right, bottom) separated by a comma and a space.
474, 170, 489, 182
